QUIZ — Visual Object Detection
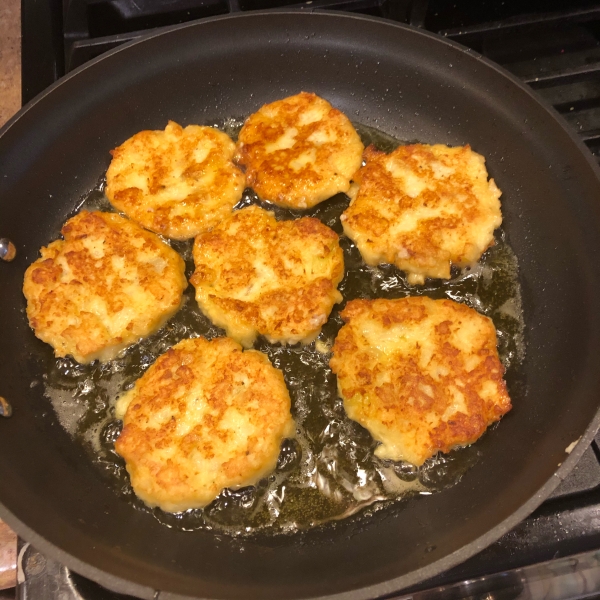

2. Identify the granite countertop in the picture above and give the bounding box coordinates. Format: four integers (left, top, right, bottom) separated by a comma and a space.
0, 522, 16, 591
0, 0, 20, 592
0, 0, 20, 128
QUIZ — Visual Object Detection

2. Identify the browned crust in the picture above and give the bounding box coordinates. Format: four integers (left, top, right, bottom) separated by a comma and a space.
191, 206, 344, 346
115, 337, 295, 511
235, 92, 363, 209
106, 121, 245, 240
342, 144, 502, 282
23, 211, 187, 363
330, 297, 511, 465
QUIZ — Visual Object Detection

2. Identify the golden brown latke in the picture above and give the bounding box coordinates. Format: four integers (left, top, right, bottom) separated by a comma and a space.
341, 144, 502, 285
330, 297, 511, 466
191, 205, 344, 347
235, 92, 364, 209
23, 211, 187, 364
106, 121, 245, 240
115, 336, 295, 512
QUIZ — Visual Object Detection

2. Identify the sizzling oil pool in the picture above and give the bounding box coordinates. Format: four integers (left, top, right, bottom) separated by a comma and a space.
42, 123, 525, 535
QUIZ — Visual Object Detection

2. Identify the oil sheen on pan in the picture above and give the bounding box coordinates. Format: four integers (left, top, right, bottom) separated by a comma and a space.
39, 121, 525, 536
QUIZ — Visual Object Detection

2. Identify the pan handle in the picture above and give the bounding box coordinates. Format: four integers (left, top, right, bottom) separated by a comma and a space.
0, 238, 16, 420
0, 239, 16, 262
0, 239, 16, 418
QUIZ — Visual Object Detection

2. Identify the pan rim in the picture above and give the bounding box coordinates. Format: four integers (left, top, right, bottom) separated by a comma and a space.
1, 9, 600, 600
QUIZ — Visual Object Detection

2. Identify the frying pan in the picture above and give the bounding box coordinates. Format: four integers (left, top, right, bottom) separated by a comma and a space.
1, 10, 600, 600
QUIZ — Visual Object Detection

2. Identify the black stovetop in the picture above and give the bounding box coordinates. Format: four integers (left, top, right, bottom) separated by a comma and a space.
16, 1, 600, 599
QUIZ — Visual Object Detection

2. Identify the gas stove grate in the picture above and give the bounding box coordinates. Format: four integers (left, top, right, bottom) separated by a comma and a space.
23, 1, 600, 164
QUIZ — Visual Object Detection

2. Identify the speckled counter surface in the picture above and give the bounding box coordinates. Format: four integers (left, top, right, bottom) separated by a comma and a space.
0, 0, 20, 593
0, 0, 20, 128
0, 521, 16, 591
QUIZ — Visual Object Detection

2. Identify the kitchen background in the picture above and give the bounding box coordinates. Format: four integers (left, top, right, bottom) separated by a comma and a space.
0, 0, 20, 128
0, 0, 19, 596
3, 1, 600, 599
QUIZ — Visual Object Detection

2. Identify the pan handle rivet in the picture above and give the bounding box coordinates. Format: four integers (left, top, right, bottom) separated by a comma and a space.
0, 238, 16, 262
0, 397, 12, 418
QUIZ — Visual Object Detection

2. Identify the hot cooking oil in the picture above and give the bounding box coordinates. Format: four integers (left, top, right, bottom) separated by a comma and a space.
42, 122, 525, 536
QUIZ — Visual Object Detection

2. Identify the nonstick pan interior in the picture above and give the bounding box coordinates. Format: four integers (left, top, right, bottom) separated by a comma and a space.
1, 11, 600, 600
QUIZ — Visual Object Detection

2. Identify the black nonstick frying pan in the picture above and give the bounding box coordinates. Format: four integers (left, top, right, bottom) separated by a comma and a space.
2, 10, 600, 600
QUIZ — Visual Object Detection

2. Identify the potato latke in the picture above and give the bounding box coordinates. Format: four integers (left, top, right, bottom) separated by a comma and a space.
330, 297, 511, 466
23, 211, 187, 364
341, 144, 502, 285
191, 205, 344, 347
235, 92, 364, 209
106, 121, 245, 240
115, 336, 295, 512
